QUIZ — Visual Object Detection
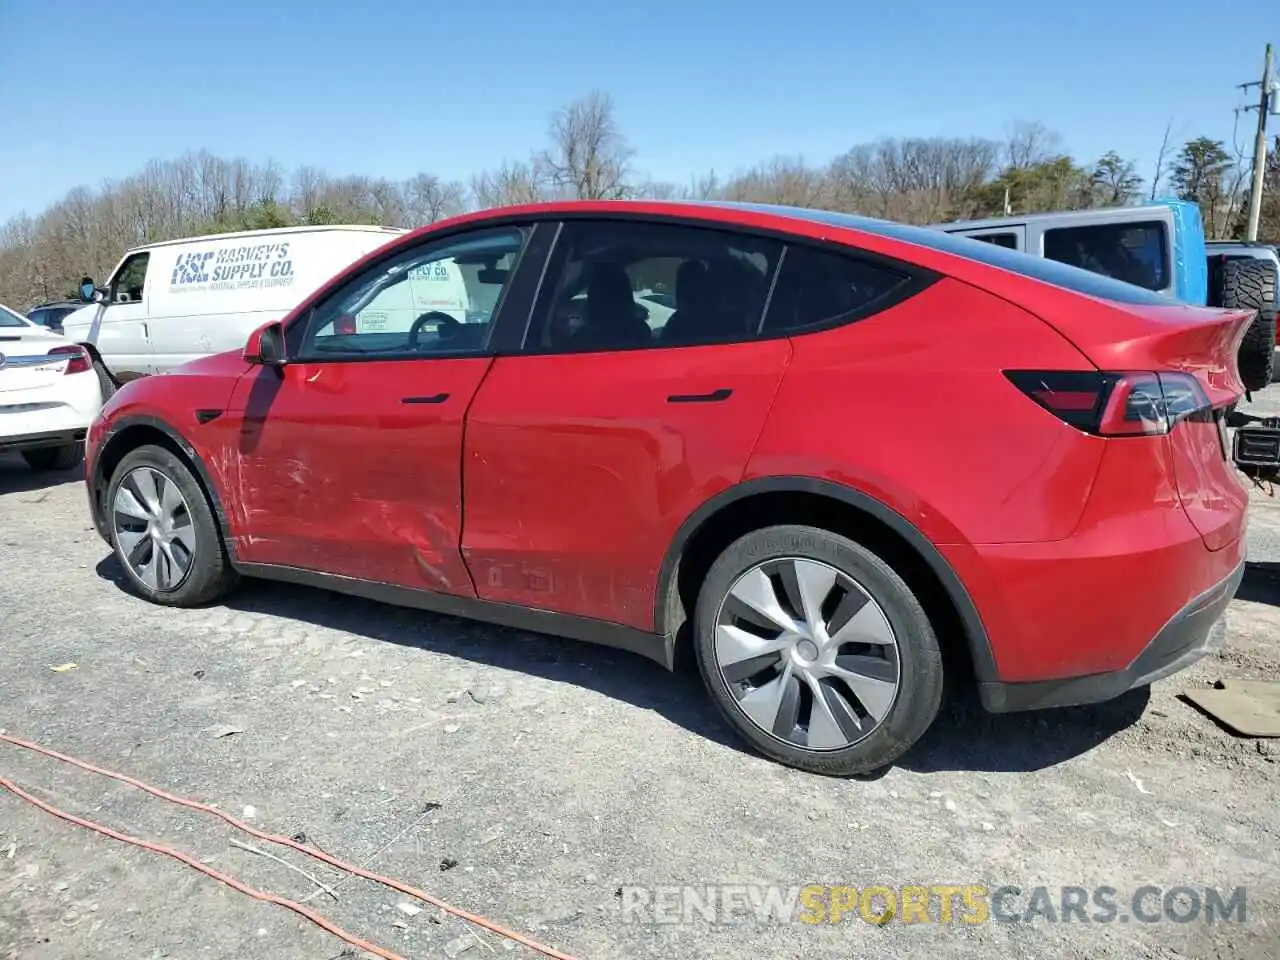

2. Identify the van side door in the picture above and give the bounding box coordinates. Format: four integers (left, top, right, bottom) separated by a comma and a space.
84, 251, 156, 381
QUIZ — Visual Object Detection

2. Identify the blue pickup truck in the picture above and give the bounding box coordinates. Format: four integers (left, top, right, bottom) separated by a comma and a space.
932, 200, 1278, 392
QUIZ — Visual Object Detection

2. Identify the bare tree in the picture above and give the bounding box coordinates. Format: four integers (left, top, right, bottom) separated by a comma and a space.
540, 91, 634, 200
470, 161, 549, 209
1005, 121, 1062, 171
403, 173, 467, 225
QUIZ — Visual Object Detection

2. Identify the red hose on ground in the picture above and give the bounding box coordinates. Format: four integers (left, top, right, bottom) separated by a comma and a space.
0, 774, 407, 960
0, 732, 583, 960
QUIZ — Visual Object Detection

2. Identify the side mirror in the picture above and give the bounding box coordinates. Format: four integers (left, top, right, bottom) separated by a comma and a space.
80, 277, 96, 302
244, 321, 286, 367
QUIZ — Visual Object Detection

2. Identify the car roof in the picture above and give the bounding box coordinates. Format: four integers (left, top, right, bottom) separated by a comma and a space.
415, 199, 1173, 307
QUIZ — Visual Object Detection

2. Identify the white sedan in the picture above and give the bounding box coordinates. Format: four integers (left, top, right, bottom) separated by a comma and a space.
0, 302, 105, 471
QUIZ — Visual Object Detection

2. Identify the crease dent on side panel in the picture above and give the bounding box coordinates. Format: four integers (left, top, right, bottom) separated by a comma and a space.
740, 338, 795, 482
452, 357, 497, 596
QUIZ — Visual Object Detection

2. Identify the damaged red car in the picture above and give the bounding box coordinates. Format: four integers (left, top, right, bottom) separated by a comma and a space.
85, 200, 1250, 776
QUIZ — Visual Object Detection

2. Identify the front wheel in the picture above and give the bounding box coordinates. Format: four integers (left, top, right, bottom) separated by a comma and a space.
693, 525, 943, 777
106, 445, 237, 606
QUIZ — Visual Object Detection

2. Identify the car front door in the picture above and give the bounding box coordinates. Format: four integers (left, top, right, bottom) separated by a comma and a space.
461, 218, 792, 631
84, 252, 155, 380
226, 224, 540, 593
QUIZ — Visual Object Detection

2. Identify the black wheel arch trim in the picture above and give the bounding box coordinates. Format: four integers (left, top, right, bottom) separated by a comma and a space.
654, 476, 997, 682
91, 413, 237, 559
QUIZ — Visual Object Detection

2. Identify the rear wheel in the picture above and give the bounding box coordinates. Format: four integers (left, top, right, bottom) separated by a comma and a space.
1217, 258, 1277, 391
22, 444, 82, 471
106, 445, 237, 606
693, 524, 943, 776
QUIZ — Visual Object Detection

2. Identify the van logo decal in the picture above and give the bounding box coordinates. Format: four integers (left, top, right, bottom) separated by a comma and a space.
169, 242, 295, 295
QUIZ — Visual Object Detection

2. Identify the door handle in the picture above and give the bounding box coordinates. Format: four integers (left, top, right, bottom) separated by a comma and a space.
401, 393, 450, 404
667, 388, 733, 404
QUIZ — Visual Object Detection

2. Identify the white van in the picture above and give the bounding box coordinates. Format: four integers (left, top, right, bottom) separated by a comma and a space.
61, 224, 408, 382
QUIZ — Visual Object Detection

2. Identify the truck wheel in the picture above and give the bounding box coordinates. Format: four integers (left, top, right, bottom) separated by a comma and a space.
22, 444, 83, 471
92, 359, 117, 401
1218, 258, 1277, 391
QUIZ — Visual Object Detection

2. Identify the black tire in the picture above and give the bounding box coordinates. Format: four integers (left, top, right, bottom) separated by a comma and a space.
22, 444, 82, 471
1217, 258, 1277, 391
692, 524, 944, 777
92, 358, 117, 402
105, 444, 237, 606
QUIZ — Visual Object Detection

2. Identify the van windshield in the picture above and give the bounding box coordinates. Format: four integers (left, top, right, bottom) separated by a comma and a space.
710, 202, 1178, 306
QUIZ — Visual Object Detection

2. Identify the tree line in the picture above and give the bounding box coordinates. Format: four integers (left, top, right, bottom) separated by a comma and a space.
0, 91, 1267, 310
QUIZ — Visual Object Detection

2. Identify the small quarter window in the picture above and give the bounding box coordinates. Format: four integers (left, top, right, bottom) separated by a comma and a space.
762, 245, 911, 334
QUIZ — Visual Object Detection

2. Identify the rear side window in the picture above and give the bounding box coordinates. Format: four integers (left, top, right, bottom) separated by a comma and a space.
526, 219, 783, 352
1043, 221, 1168, 291
763, 245, 911, 334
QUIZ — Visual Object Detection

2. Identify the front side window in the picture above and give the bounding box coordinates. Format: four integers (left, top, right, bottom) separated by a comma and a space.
1042, 221, 1168, 291
763, 245, 912, 334
526, 220, 783, 352
111, 253, 150, 304
292, 227, 526, 359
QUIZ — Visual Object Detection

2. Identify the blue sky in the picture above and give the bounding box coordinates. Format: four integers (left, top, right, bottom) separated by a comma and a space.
1, 0, 1275, 222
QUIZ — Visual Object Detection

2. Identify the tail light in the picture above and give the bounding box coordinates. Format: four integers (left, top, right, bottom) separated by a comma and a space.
334, 313, 357, 336
1005, 370, 1212, 436
46, 344, 91, 375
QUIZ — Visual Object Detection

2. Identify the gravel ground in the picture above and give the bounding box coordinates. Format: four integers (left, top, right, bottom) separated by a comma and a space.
2, 397, 1278, 960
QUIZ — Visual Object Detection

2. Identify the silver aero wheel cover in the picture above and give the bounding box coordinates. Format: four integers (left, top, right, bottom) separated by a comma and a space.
112, 466, 197, 593
713, 557, 901, 751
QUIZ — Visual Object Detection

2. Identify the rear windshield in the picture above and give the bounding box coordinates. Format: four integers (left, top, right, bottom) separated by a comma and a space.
0, 304, 28, 327
710, 202, 1177, 306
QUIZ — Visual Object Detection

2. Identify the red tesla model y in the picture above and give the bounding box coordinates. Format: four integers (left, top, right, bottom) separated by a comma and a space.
84, 200, 1250, 775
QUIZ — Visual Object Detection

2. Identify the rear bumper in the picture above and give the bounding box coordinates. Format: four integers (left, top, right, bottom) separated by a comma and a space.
979, 558, 1244, 713
0, 373, 102, 446
0, 427, 88, 453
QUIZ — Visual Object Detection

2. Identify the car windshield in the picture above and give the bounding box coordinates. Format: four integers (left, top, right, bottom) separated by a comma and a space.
709, 202, 1178, 306
0, 303, 29, 327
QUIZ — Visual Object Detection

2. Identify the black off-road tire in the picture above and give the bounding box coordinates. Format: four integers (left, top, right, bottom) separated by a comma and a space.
1217, 258, 1277, 391
692, 524, 944, 777
105, 444, 238, 606
22, 444, 82, 471
92, 359, 118, 402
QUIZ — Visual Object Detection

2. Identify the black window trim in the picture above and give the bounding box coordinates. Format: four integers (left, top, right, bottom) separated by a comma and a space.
509, 214, 941, 357
284, 221, 550, 365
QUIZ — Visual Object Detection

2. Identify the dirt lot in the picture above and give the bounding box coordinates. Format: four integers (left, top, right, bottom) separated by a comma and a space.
2, 396, 1278, 960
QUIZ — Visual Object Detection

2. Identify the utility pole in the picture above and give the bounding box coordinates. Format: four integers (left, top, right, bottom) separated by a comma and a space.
1242, 43, 1273, 241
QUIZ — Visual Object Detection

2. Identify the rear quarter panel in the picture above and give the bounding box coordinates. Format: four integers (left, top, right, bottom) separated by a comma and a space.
746, 277, 1105, 545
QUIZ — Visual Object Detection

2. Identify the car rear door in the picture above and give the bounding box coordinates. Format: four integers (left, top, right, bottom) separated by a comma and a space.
461, 217, 791, 631
226, 223, 543, 592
